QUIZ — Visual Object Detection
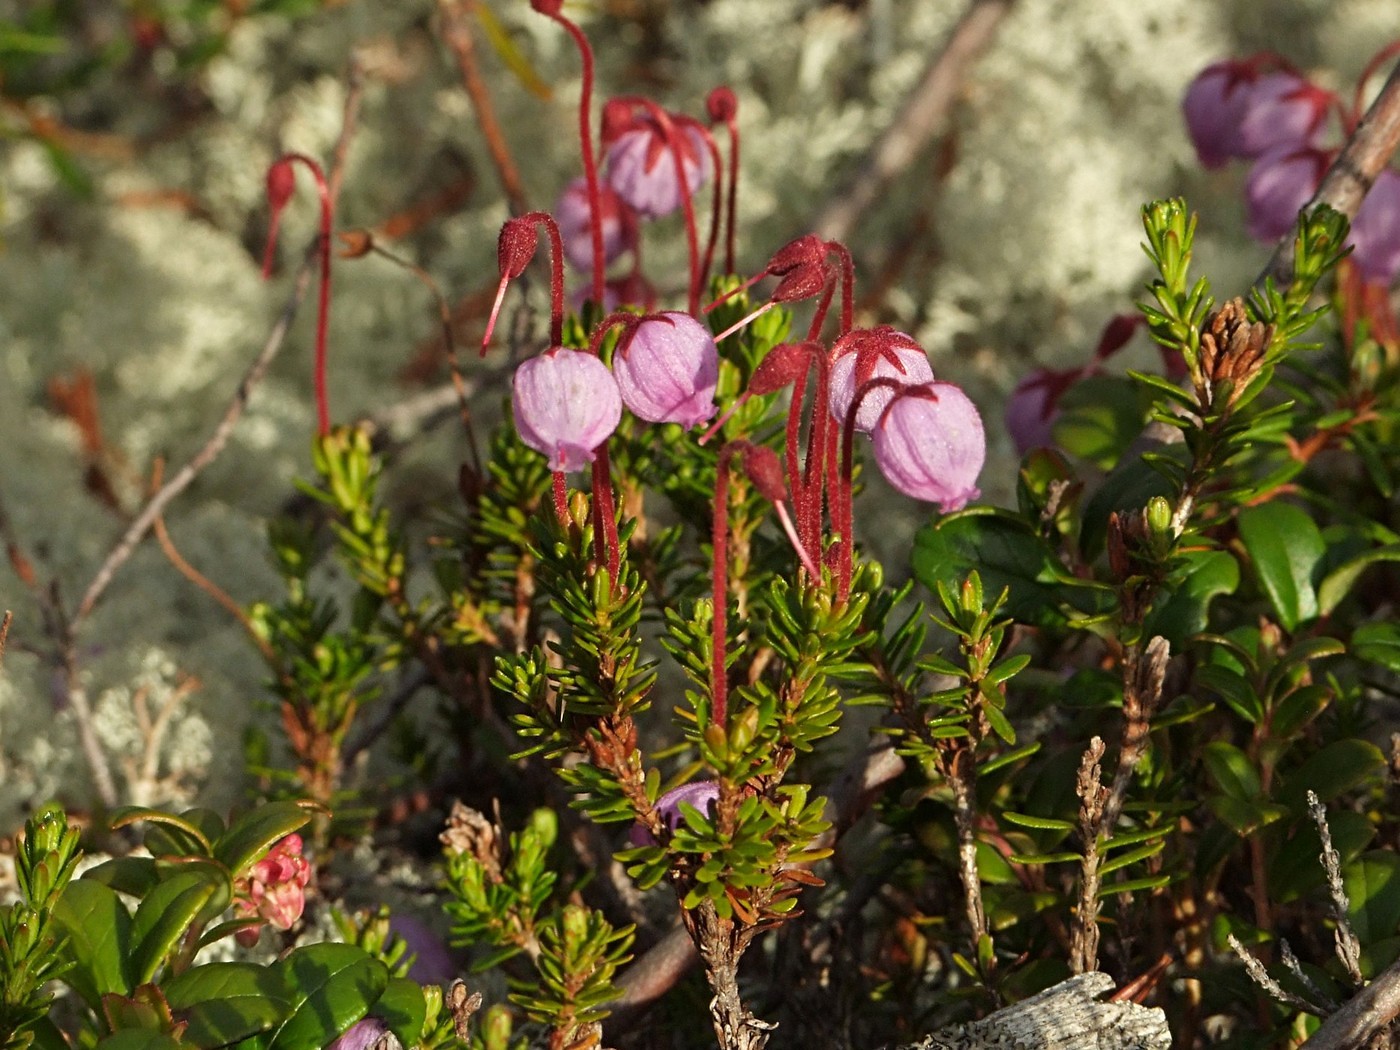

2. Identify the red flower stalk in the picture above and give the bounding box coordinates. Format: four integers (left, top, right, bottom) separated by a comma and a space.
262, 153, 334, 436
711, 442, 814, 726
605, 96, 708, 312
707, 86, 740, 276
531, 0, 607, 305
482, 211, 566, 355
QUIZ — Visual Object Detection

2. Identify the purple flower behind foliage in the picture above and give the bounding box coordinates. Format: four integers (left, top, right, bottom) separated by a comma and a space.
1350, 169, 1400, 284
1182, 61, 1254, 169
1245, 146, 1328, 242
872, 382, 985, 512
325, 1018, 390, 1050
555, 177, 635, 272
629, 780, 720, 846
512, 348, 622, 472
389, 913, 456, 985
612, 312, 719, 428
605, 120, 712, 220
1235, 72, 1331, 159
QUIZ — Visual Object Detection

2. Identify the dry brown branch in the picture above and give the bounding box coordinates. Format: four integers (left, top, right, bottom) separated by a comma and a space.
813, 0, 1015, 244
438, 0, 530, 218
0, 610, 11, 670
1300, 956, 1400, 1050
1071, 736, 1108, 975
1262, 61, 1400, 288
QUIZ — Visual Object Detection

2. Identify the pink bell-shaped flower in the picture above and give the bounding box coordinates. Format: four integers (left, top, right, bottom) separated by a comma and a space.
231, 833, 313, 947
629, 780, 720, 846
1183, 61, 1254, 169
554, 177, 636, 272
1245, 146, 1328, 242
872, 382, 985, 512
1236, 72, 1331, 159
604, 116, 712, 219
612, 311, 719, 428
512, 348, 622, 472
828, 328, 934, 433
1350, 168, 1400, 284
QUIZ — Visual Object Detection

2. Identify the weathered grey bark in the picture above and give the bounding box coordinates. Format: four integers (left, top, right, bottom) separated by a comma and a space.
904, 973, 1170, 1050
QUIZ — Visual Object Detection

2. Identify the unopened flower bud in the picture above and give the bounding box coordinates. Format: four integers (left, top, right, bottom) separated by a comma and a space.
871, 383, 985, 512
612, 312, 718, 427
512, 348, 622, 472
706, 86, 738, 123
1197, 298, 1274, 410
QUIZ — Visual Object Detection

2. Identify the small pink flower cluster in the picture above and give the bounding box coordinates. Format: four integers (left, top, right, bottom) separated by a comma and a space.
1183, 48, 1400, 283
231, 833, 313, 947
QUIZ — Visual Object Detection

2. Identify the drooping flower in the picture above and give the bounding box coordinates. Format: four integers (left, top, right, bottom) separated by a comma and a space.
1245, 146, 1328, 242
828, 328, 934, 433
604, 111, 712, 220
1235, 72, 1331, 159
612, 312, 719, 428
1182, 60, 1254, 169
554, 177, 636, 272
1183, 60, 1331, 170
872, 382, 985, 512
512, 348, 622, 472
629, 780, 720, 846
231, 833, 313, 947
1004, 366, 1084, 455
1349, 168, 1400, 284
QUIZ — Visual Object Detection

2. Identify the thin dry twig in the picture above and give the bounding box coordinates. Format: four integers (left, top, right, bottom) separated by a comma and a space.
813, 0, 1015, 243
1228, 934, 1319, 1015
1308, 790, 1365, 986
1262, 60, 1400, 288
74, 64, 366, 626
1071, 736, 1109, 975
0, 610, 11, 671
438, 0, 530, 218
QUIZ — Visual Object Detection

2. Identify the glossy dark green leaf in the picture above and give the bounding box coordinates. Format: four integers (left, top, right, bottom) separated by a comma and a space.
110, 807, 213, 856
1237, 502, 1325, 630
213, 801, 317, 877
373, 977, 428, 1047
131, 869, 221, 984
1207, 795, 1288, 838
1144, 549, 1239, 646
1201, 741, 1260, 801
267, 944, 388, 1050
1278, 739, 1386, 810
1355, 621, 1400, 674
1001, 812, 1076, 832
1053, 375, 1154, 469
914, 510, 1110, 628
53, 879, 134, 1010
83, 856, 160, 899
1345, 851, 1400, 945
1316, 544, 1400, 615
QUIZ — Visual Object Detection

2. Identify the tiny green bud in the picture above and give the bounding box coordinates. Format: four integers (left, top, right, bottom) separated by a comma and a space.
1146, 496, 1172, 537
703, 722, 729, 761
728, 706, 759, 753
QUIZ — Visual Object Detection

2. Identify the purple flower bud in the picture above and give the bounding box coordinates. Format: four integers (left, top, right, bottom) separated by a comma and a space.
629, 780, 720, 846
1350, 168, 1400, 284
1235, 72, 1331, 159
1004, 367, 1083, 455
872, 382, 985, 512
828, 331, 934, 433
512, 348, 622, 472
604, 120, 712, 219
1245, 146, 1328, 242
554, 177, 636, 272
326, 1018, 390, 1050
613, 312, 719, 428
1182, 61, 1253, 169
